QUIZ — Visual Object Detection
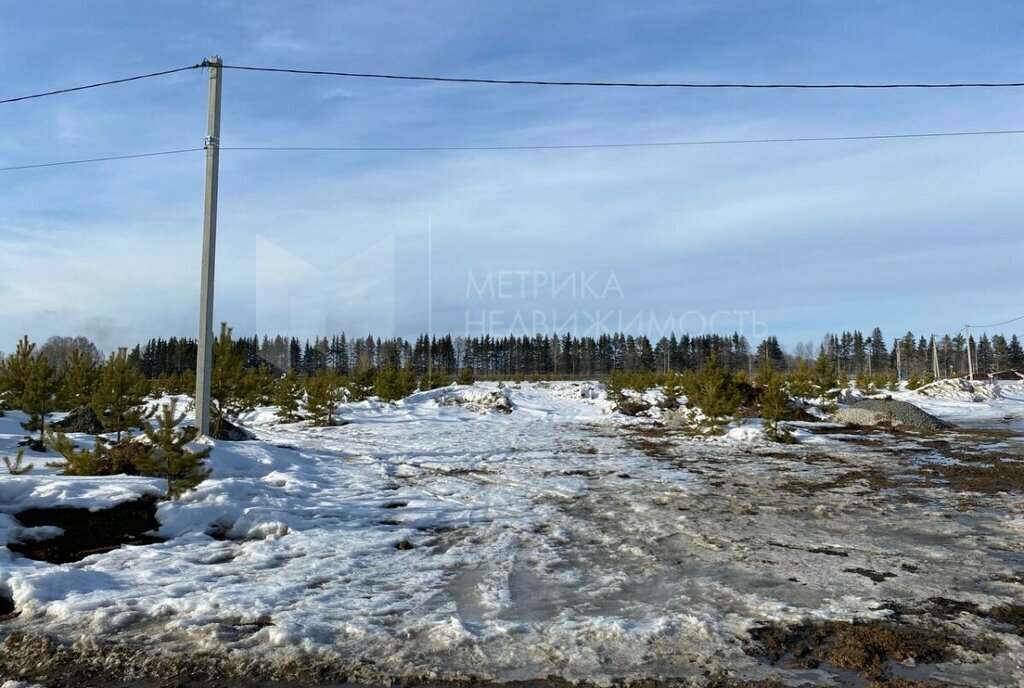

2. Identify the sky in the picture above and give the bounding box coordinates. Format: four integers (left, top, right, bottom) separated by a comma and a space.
1, 1, 1023, 353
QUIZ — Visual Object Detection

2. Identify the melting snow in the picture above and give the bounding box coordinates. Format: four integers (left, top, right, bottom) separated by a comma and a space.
1, 381, 1022, 684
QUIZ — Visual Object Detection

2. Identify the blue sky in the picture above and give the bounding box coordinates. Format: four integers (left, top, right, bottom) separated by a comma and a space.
2, 1, 1023, 353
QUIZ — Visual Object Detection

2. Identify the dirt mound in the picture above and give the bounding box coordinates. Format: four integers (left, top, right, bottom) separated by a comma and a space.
831, 399, 955, 431
437, 389, 513, 414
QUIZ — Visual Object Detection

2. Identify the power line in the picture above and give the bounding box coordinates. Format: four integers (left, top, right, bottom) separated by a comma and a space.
4, 127, 1024, 172
966, 314, 1024, 329
0, 148, 203, 172
0, 64, 204, 105
220, 128, 1024, 152
220, 63, 1024, 89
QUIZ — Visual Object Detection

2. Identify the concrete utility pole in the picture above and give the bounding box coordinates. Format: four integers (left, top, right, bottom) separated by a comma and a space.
931, 335, 940, 379
965, 325, 974, 381
195, 56, 223, 437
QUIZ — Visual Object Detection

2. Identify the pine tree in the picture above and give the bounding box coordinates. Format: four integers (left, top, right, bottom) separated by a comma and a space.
45, 430, 110, 476
305, 369, 346, 426
92, 349, 149, 442
812, 348, 839, 406
58, 349, 99, 410
21, 353, 59, 448
348, 360, 377, 401
683, 353, 741, 431
855, 370, 874, 394
662, 371, 686, 407
455, 366, 476, 386
786, 359, 815, 399
374, 365, 416, 402
759, 365, 795, 443
135, 399, 212, 499
0, 336, 37, 408
274, 370, 304, 423
211, 323, 249, 433
3, 448, 33, 475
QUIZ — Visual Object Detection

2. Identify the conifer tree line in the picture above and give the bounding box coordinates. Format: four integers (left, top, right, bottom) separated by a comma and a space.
2, 325, 1022, 453
120, 328, 1024, 381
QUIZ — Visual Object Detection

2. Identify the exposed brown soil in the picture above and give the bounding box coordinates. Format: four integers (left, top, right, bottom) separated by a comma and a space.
775, 420, 1024, 498
616, 398, 653, 416
844, 567, 898, 583
0, 631, 802, 688
7, 496, 163, 564
922, 458, 1024, 494
926, 597, 1024, 635
626, 436, 676, 458
779, 467, 910, 495
747, 619, 968, 683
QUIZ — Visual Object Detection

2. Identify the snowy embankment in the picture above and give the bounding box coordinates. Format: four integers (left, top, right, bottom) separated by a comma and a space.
1, 381, 1023, 686
899, 379, 1024, 430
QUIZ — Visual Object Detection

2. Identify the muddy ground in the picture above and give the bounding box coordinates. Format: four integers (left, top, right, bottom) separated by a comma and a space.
2, 419, 1023, 687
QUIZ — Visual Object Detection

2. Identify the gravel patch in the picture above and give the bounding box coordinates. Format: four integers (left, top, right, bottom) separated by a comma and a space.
832, 399, 955, 431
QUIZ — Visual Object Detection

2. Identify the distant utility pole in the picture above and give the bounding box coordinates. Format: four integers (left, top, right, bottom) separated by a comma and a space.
965, 325, 974, 381
195, 56, 223, 436
931, 335, 940, 379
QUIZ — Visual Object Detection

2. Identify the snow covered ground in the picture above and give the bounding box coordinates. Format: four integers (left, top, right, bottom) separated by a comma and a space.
1, 381, 1023, 686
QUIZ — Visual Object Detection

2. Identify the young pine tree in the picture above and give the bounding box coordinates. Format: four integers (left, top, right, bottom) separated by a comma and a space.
684, 353, 741, 431
210, 323, 251, 433
812, 349, 840, 407
92, 349, 149, 442
58, 349, 99, 410
786, 359, 815, 399
456, 366, 476, 386
3, 448, 33, 475
347, 360, 377, 401
375, 365, 416, 402
135, 399, 212, 499
274, 370, 304, 423
44, 430, 111, 476
855, 370, 874, 394
305, 369, 346, 426
21, 353, 59, 449
0, 336, 37, 408
243, 366, 274, 409
759, 366, 796, 443
662, 372, 686, 408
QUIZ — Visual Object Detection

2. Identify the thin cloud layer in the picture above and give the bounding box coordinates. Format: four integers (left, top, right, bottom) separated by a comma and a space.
1, 2, 1023, 352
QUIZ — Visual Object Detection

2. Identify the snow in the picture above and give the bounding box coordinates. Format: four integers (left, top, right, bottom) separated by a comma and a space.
901, 380, 1024, 430
1, 381, 1023, 684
